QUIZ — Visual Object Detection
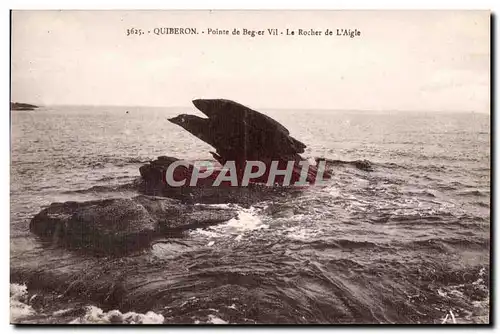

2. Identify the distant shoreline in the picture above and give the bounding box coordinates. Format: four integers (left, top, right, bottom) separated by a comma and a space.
11, 102, 38, 111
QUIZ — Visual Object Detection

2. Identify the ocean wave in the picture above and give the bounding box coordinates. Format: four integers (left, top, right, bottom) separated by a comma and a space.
456, 190, 489, 197
86, 156, 152, 167
96, 175, 135, 182
69, 306, 164, 324
61, 181, 139, 194
473, 201, 490, 208
409, 237, 489, 252
10, 283, 36, 323
285, 226, 321, 241
195, 314, 229, 324
405, 190, 437, 198
190, 206, 268, 242
305, 238, 382, 250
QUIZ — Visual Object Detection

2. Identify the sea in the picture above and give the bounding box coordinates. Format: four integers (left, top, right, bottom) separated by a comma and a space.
10, 105, 490, 324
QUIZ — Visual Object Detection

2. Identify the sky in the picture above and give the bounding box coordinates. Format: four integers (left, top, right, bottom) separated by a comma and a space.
11, 10, 490, 112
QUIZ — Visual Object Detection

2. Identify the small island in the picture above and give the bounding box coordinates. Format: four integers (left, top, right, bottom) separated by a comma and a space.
11, 102, 39, 110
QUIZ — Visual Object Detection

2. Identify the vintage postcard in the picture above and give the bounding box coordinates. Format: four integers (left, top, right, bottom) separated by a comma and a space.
10, 10, 490, 324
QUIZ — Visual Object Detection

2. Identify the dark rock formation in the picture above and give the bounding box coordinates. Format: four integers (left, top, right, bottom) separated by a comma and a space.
169, 99, 306, 162
11, 102, 38, 110
138, 156, 304, 205
165, 99, 330, 186
30, 195, 238, 254
28, 99, 330, 255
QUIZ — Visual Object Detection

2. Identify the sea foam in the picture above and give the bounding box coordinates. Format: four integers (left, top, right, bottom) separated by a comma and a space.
10, 283, 36, 323
69, 306, 164, 324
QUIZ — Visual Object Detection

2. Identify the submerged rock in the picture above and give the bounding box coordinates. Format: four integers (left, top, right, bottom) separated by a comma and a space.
30, 195, 238, 254
317, 158, 374, 172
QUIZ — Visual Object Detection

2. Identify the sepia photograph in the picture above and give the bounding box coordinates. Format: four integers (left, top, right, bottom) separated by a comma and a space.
10, 10, 490, 324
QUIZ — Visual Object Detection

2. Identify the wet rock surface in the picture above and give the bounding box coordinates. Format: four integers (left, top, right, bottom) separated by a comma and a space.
30, 195, 238, 254
138, 156, 300, 205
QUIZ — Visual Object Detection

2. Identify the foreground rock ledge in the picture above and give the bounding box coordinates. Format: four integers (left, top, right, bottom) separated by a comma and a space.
30, 195, 238, 254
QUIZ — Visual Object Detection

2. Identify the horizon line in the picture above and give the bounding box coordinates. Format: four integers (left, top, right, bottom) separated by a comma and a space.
10, 102, 487, 114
